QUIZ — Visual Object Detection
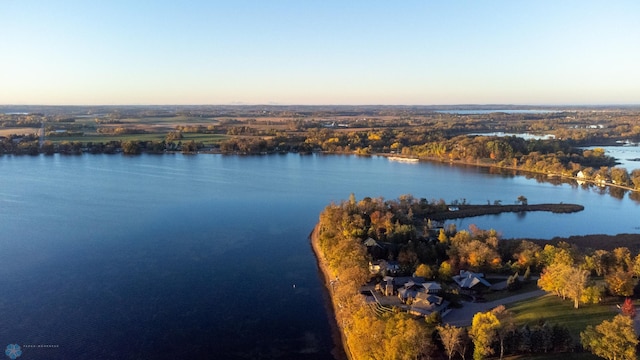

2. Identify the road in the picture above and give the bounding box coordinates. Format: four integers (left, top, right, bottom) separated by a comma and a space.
442, 289, 547, 327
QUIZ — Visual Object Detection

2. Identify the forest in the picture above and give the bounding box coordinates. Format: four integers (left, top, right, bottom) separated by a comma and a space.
313, 194, 640, 359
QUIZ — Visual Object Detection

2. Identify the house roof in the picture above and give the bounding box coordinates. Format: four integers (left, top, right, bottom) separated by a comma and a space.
391, 276, 425, 286
415, 292, 443, 305
453, 270, 491, 289
398, 280, 443, 300
422, 282, 442, 292
364, 238, 382, 247
410, 296, 448, 316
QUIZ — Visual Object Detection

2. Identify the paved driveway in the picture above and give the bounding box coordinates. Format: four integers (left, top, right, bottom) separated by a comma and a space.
442, 290, 547, 327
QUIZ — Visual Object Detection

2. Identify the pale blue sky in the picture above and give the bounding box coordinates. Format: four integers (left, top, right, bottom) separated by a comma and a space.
1, 1, 639, 105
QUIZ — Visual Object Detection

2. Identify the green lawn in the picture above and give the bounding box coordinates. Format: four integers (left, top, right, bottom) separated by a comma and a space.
180, 133, 227, 145
507, 294, 617, 337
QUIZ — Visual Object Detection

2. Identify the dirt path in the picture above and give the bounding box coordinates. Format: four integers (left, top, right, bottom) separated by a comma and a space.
442, 290, 547, 327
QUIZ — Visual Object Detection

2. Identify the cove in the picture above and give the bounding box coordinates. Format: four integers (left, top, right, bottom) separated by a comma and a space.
0, 153, 638, 359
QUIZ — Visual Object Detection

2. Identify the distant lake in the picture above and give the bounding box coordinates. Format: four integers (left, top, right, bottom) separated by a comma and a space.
1, 154, 639, 359
584, 145, 640, 172
468, 132, 556, 140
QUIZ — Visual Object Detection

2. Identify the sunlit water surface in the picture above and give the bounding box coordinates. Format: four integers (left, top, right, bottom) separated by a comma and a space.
1, 153, 639, 359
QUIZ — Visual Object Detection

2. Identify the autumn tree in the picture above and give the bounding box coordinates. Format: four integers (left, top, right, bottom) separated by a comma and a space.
585, 249, 613, 276
491, 305, 515, 360
605, 269, 635, 297
581, 314, 638, 360
438, 228, 448, 243
348, 307, 385, 358
539, 263, 590, 308
631, 169, 640, 190
436, 323, 465, 360
470, 311, 500, 360
438, 261, 454, 281
382, 312, 433, 360
620, 298, 636, 319
565, 268, 590, 309
580, 284, 604, 305
538, 262, 571, 299
448, 229, 501, 272
513, 241, 541, 270
633, 253, 640, 277
540, 244, 574, 268
612, 247, 632, 272
414, 263, 434, 279
121, 140, 140, 155
610, 167, 631, 187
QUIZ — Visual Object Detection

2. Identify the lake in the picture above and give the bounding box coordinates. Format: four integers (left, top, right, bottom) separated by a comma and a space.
468, 132, 556, 140
584, 144, 640, 172
1, 153, 639, 359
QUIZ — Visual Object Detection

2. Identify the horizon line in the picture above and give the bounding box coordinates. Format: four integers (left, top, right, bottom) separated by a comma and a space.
2, 103, 640, 108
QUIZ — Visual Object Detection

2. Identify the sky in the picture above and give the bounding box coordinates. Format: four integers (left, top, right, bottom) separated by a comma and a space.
1, 1, 639, 106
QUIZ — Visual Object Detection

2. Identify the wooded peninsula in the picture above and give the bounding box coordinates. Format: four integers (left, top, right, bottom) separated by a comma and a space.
312, 194, 640, 360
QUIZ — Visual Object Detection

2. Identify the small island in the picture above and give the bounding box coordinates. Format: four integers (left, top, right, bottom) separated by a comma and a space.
426, 202, 584, 221
312, 194, 639, 360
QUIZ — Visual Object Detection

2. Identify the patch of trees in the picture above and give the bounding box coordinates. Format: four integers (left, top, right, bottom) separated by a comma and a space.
0, 113, 44, 128
537, 242, 640, 304
96, 127, 147, 135
174, 125, 216, 133
94, 119, 123, 124
46, 131, 84, 137
436, 304, 575, 360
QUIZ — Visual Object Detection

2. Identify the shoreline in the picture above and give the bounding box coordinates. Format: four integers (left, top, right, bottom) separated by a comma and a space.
309, 225, 349, 360
407, 154, 640, 194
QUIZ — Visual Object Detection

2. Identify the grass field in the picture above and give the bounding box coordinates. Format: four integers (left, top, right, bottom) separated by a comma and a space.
507, 294, 617, 337
45, 133, 227, 146
501, 295, 620, 360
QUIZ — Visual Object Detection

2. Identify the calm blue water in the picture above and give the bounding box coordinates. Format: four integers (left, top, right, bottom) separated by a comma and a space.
1, 154, 639, 359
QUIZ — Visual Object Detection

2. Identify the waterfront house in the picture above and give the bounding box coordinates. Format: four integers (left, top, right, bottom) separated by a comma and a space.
409, 292, 449, 317
395, 280, 448, 316
368, 260, 400, 275
453, 270, 491, 293
397, 281, 442, 302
